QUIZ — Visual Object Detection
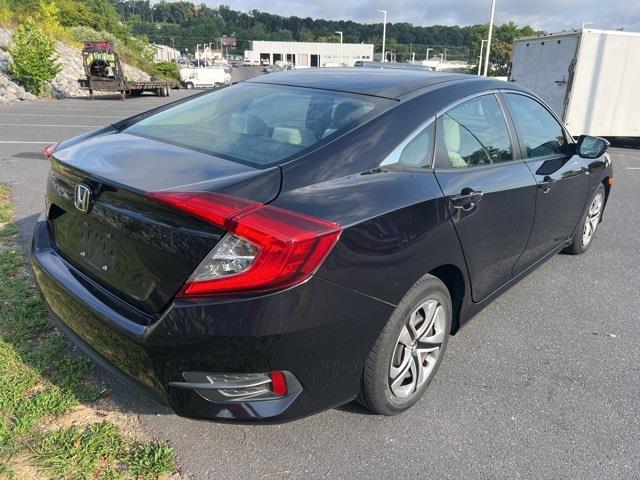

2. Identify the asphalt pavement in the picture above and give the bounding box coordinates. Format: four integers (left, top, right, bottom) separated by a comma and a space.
0, 89, 639, 480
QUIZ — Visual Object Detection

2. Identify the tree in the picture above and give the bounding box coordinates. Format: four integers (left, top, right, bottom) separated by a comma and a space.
57, 0, 97, 28
8, 19, 61, 95
298, 27, 314, 42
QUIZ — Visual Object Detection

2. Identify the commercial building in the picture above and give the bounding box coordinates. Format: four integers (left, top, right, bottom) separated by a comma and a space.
244, 40, 374, 67
152, 44, 180, 62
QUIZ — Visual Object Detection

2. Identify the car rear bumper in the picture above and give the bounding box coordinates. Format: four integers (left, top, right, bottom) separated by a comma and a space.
31, 218, 394, 422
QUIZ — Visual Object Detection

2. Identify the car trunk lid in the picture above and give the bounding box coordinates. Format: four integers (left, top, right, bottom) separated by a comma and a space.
45, 133, 281, 316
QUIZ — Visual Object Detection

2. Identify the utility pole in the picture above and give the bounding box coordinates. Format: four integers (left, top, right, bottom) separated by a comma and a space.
168, 36, 176, 61
477, 39, 487, 75
483, 0, 496, 76
377, 9, 387, 62
425, 47, 432, 62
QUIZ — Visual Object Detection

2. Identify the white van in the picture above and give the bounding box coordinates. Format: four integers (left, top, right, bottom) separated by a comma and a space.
180, 67, 231, 89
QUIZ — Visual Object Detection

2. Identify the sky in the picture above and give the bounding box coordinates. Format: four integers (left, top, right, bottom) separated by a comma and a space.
205, 0, 640, 32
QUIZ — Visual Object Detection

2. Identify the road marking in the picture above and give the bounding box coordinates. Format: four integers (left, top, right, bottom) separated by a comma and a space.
0, 123, 95, 128
0, 141, 54, 144
627, 167, 640, 170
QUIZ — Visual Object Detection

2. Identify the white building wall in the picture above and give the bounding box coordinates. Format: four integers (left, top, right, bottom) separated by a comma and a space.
153, 44, 180, 62
245, 41, 374, 67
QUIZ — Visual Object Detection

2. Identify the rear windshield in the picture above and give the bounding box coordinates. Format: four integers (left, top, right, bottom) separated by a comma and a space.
125, 83, 390, 168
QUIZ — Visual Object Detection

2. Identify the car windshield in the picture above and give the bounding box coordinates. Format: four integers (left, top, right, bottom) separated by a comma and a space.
125, 83, 389, 168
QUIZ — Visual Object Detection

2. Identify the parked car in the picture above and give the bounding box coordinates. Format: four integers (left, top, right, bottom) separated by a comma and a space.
33, 69, 612, 422
263, 64, 284, 73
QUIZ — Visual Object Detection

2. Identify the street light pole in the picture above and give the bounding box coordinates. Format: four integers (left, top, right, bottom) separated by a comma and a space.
477, 39, 487, 76
483, 0, 496, 77
335, 31, 343, 67
377, 9, 387, 62
425, 47, 432, 63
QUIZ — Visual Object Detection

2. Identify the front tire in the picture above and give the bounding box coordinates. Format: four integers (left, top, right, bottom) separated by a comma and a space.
564, 184, 605, 255
358, 274, 452, 415
185, 82, 194, 90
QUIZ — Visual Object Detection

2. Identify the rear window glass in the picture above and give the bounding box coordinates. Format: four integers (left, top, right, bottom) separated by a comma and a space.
125, 83, 387, 168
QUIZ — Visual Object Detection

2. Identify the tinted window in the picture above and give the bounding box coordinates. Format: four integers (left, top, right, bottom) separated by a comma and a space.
382, 122, 434, 168
506, 94, 568, 158
126, 84, 387, 167
439, 95, 513, 168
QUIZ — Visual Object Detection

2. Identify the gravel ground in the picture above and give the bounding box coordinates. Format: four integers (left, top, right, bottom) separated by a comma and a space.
0, 90, 638, 480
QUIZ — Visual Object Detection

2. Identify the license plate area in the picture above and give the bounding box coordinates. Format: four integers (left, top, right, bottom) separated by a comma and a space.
49, 204, 157, 303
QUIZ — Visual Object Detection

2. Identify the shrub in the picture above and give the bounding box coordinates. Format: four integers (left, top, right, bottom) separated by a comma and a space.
154, 61, 179, 80
0, 0, 11, 25
8, 18, 61, 95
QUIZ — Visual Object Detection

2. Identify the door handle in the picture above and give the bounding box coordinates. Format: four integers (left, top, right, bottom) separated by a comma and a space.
538, 176, 555, 194
450, 189, 484, 211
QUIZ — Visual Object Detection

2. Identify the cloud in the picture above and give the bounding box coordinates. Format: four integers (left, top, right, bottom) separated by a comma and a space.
204, 0, 640, 32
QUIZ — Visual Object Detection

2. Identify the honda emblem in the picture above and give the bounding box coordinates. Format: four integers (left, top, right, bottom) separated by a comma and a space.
74, 184, 92, 213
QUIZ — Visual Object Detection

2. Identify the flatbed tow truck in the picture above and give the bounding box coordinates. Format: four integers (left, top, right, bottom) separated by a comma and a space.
78, 41, 172, 100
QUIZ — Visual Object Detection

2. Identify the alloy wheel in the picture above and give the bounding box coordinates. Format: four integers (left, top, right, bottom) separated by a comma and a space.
389, 299, 445, 399
582, 191, 604, 247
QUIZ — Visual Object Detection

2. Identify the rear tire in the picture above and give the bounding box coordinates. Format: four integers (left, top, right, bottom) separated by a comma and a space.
358, 274, 452, 415
564, 184, 605, 255
185, 82, 194, 90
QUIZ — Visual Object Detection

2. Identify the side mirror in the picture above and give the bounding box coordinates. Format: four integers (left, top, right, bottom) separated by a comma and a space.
576, 135, 609, 159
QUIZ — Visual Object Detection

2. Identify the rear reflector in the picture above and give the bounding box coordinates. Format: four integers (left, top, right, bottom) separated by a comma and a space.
270, 371, 288, 396
148, 191, 342, 297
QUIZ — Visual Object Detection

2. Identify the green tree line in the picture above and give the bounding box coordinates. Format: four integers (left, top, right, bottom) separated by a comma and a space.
111, 1, 538, 75
0, 0, 540, 76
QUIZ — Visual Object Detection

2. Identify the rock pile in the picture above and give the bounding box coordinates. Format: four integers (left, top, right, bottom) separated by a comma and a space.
0, 26, 35, 103
0, 71, 37, 103
0, 26, 152, 102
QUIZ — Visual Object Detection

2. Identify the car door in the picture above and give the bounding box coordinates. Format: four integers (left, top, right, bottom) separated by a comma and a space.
503, 92, 590, 275
434, 93, 537, 302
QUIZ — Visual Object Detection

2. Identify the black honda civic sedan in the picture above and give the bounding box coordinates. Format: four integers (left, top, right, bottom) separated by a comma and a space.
32, 69, 613, 421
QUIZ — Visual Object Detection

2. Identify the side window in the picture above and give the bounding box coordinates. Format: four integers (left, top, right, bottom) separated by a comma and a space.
505, 94, 568, 158
437, 95, 513, 169
382, 121, 434, 168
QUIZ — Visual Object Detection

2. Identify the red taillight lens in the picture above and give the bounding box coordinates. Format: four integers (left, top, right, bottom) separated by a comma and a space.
148, 191, 342, 297
270, 371, 288, 396
147, 191, 260, 228
43, 142, 60, 159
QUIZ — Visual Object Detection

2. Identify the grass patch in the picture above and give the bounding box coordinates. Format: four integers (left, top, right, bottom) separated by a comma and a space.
0, 186, 12, 224
0, 185, 176, 479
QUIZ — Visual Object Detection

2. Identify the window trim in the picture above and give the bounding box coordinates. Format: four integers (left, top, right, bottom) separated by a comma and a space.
499, 90, 575, 164
380, 116, 436, 169
433, 91, 522, 172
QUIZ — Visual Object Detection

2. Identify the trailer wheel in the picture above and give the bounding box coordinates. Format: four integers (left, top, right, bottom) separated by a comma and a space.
164, 85, 170, 97
185, 82, 194, 90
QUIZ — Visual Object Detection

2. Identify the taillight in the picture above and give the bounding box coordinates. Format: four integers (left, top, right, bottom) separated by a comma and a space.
43, 142, 60, 158
148, 191, 342, 297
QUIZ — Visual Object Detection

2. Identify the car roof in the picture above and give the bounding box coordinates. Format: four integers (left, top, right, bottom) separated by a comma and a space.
246, 68, 478, 99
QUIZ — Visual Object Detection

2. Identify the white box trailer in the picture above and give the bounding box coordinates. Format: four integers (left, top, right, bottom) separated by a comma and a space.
509, 29, 640, 137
